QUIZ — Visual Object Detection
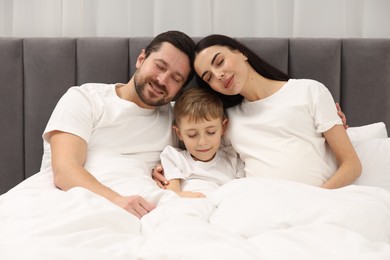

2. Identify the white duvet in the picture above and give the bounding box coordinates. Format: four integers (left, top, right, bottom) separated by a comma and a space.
1, 151, 390, 260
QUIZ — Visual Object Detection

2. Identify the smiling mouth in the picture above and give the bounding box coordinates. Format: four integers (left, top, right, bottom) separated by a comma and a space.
149, 82, 165, 95
224, 75, 234, 89
196, 148, 211, 153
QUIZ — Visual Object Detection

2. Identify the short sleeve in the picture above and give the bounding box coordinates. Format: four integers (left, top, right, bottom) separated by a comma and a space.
43, 87, 94, 143
160, 146, 189, 181
221, 146, 245, 178
313, 84, 343, 133
235, 158, 246, 178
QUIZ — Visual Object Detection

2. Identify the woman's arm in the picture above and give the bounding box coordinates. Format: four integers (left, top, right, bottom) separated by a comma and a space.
321, 125, 362, 189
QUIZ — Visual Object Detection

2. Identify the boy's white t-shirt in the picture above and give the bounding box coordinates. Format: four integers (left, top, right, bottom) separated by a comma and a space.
225, 79, 342, 186
41, 83, 174, 173
160, 145, 245, 195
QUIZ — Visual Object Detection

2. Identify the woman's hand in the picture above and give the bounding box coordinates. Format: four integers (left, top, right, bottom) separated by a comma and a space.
152, 164, 169, 189
336, 102, 349, 129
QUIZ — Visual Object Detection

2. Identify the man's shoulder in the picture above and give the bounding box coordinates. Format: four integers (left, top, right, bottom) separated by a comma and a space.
63, 83, 116, 101
77, 83, 115, 92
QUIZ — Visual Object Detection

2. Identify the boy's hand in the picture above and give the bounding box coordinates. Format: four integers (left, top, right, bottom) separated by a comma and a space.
178, 191, 206, 198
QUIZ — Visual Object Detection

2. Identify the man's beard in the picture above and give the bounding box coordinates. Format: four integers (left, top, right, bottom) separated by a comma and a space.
134, 72, 170, 107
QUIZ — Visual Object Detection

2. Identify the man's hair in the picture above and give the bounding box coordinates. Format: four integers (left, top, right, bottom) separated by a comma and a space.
173, 87, 225, 126
145, 30, 195, 87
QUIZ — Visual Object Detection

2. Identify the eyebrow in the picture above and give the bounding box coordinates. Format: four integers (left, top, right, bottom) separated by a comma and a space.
183, 125, 218, 132
211, 53, 221, 65
201, 52, 221, 79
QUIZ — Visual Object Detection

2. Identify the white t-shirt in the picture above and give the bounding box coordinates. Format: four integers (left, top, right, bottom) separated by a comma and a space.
41, 83, 174, 174
160, 145, 245, 195
225, 79, 342, 186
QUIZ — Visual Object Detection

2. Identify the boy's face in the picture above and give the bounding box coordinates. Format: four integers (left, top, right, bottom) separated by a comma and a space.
174, 116, 228, 162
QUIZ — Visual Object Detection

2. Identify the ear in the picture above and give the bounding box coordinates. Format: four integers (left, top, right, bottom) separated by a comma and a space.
221, 118, 229, 135
172, 125, 183, 141
135, 49, 146, 69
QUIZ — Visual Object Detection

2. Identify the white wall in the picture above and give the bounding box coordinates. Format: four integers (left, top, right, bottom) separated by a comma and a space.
0, 0, 389, 38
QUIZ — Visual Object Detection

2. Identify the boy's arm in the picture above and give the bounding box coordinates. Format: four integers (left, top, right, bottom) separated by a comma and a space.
165, 179, 182, 193
166, 179, 205, 198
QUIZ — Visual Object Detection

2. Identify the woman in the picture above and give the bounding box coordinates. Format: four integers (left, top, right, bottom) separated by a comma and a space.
155, 34, 361, 189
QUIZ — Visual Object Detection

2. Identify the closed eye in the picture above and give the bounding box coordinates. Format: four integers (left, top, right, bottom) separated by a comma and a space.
172, 74, 183, 83
156, 63, 165, 71
203, 72, 212, 82
155, 60, 167, 71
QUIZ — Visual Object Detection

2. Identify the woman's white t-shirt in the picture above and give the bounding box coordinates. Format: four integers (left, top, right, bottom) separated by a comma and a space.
225, 79, 342, 186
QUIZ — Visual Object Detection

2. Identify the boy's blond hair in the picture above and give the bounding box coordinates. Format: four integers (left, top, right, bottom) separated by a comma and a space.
173, 87, 225, 126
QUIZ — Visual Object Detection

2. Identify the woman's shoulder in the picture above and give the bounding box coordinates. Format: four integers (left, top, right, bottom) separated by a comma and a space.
288, 78, 325, 88
287, 79, 329, 95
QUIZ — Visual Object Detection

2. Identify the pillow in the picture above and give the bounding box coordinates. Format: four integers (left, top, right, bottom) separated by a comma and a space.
347, 122, 388, 143
352, 138, 390, 191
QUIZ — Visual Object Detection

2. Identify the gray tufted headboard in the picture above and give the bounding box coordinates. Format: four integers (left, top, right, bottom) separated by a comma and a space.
0, 37, 389, 194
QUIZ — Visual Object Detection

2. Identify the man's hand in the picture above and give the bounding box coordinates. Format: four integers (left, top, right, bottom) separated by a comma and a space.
336, 102, 349, 129
112, 195, 156, 219
152, 164, 169, 189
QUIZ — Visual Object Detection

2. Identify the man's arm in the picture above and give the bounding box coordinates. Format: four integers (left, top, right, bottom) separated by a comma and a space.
152, 164, 169, 188
49, 131, 155, 218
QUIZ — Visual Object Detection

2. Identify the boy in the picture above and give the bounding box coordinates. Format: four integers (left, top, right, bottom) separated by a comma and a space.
160, 87, 245, 198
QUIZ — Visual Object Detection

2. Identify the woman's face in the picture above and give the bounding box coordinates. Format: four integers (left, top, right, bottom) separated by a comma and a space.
194, 45, 248, 95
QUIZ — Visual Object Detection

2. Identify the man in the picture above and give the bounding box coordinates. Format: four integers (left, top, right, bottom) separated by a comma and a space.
44, 31, 195, 218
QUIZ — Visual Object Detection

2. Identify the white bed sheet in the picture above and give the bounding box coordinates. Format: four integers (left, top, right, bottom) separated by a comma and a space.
1, 151, 390, 260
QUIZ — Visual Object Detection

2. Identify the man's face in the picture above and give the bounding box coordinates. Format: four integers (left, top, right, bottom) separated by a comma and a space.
134, 42, 191, 108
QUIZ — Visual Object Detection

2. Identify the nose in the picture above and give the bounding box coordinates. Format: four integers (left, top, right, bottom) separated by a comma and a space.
197, 134, 208, 146
215, 70, 224, 80
157, 71, 169, 85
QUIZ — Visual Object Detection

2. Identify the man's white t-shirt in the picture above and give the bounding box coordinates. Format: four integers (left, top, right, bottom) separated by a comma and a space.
160, 145, 245, 195
41, 83, 174, 174
225, 79, 342, 186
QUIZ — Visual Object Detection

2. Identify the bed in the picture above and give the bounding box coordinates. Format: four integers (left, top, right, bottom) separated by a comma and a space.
1, 37, 390, 259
